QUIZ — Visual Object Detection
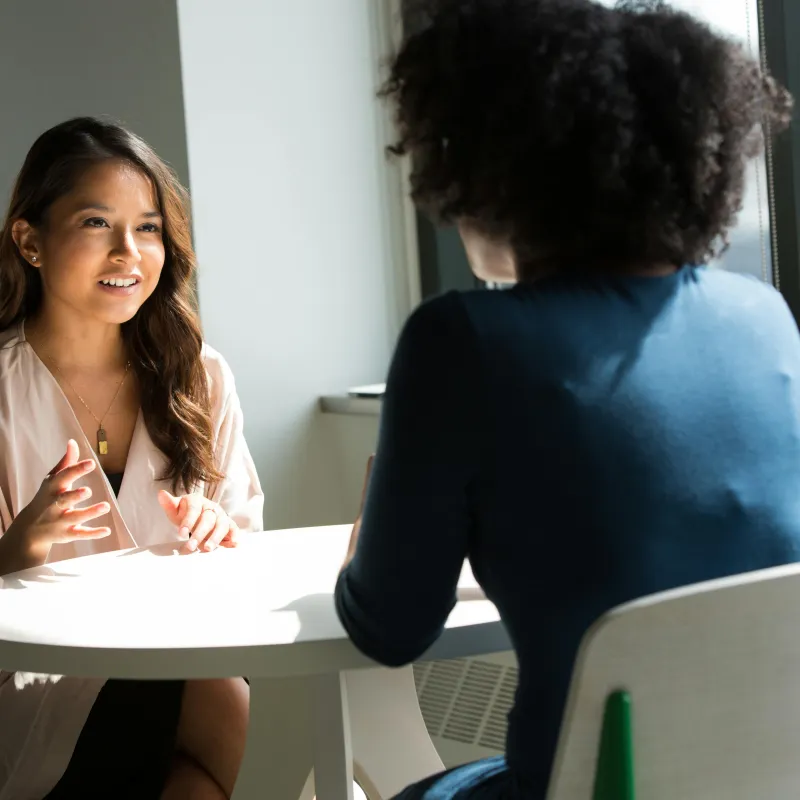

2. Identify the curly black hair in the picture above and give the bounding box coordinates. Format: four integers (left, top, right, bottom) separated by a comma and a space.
383, 0, 793, 278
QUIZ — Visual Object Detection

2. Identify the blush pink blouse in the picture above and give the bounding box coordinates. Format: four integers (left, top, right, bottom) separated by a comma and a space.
0, 322, 264, 799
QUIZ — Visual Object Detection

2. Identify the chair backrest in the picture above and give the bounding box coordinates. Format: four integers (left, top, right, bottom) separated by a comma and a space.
546, 562, 800, 800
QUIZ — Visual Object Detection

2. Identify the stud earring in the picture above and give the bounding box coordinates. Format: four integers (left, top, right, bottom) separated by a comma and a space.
31, 256, 37, 263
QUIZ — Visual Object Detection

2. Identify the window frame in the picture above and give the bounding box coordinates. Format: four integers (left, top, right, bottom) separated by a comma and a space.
762, 0, 800, 321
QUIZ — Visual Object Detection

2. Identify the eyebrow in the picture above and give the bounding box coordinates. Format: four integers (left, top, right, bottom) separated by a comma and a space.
74, 204, 162, 218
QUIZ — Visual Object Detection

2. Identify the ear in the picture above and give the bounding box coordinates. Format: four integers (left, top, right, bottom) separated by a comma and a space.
11, 219, 41, 268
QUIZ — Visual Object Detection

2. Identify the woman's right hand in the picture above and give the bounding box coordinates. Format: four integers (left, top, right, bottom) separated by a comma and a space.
2, 440, 111, 570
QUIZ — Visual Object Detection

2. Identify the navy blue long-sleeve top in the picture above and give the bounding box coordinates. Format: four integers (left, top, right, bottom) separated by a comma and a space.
335, 267, 800, 796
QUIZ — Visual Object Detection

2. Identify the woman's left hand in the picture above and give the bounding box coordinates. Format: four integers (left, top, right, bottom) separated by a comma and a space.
158, 491, 240, 552
343, 455, 374, 570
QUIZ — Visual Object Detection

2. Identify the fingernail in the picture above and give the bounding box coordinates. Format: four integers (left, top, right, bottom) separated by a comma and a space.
205, 541, 216, 551
186, 539, 198, 551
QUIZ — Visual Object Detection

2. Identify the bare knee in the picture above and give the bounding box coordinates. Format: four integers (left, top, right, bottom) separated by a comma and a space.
175, 678, 249, 798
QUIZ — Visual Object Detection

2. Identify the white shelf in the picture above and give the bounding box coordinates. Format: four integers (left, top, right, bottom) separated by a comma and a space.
319, 395, 382, 416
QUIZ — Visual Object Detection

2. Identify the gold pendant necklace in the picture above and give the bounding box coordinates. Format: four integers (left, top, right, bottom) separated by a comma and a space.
49, 359, 131, 456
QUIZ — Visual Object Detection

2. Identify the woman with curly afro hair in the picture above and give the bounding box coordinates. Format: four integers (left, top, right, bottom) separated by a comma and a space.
335, 0, 797, 797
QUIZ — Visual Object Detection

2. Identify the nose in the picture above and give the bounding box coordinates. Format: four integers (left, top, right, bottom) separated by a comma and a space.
111, 229, 142, 265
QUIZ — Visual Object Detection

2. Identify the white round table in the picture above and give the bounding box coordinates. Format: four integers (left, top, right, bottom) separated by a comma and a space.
0, 525, 509, 800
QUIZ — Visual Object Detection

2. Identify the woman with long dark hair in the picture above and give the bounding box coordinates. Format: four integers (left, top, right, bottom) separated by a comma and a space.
0, 117, 262, 799
336, 1, 798, 798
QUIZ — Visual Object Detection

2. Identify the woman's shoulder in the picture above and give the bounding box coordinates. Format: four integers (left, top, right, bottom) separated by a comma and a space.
201, 342, 235, 382
405, 288, 533, 349
396, 290, 520, 366
0, 324, 31, 387
402, 289, 497, 338
0, 323, 24, 354
701, 267, 791, 307
693, 268, 796, 330
201, 343, 240, 414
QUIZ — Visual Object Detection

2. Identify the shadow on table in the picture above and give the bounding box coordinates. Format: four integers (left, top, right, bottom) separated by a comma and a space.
117, 542, 184, 558
116, 541, 255, 559
0, 569, 82, 589
0, 542, 189, 589
276, 593, 342, 638
275, 584, 488, 640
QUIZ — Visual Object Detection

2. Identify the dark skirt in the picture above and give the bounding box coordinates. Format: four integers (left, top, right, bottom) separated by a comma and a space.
45, 678, 185, 800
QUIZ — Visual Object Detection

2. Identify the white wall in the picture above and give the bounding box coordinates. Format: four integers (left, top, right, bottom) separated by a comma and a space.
0, 0, 190, 201
177, 1, 411, 529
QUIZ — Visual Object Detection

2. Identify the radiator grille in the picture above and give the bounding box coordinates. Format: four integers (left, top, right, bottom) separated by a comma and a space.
479, 666, 517, 750
413, 658, 519, 750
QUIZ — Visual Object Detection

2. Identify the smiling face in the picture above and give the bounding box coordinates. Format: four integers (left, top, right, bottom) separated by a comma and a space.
13, 159, 166, 326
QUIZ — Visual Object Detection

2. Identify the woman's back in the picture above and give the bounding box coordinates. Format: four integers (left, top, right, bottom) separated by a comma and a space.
459, 267, 800, 790
337, 267, 800, 796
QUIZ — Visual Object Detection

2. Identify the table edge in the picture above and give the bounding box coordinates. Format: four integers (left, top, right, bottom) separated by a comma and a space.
0, 620, 511, 679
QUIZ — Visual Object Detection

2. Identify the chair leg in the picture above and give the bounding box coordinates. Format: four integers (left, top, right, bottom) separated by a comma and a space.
298, 769, 316, 800
313, 673, 354, 800
232, 676, 314, 800
233, 667, 442, 800
346, 666, 445, 800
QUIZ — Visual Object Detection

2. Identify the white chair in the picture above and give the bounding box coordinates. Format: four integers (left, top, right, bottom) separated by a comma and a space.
547, 562, 800, 800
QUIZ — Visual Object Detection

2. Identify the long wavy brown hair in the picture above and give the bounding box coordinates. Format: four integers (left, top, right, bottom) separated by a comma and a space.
0, 117, 223, 492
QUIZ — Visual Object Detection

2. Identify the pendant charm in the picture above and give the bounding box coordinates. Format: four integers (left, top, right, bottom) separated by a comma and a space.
97, 428, 108, 456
